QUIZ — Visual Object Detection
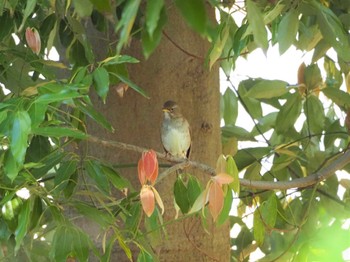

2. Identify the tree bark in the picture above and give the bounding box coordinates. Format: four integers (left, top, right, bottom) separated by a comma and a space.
87, 3, 230, 261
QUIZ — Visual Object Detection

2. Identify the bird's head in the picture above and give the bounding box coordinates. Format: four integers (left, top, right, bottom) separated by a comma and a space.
162, 100, 182, 119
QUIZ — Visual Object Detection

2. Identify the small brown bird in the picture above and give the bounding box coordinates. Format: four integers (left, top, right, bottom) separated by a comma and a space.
161, 100, 191, 158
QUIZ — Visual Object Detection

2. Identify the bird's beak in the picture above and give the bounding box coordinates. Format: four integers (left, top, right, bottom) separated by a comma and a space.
162, 108, 169, 113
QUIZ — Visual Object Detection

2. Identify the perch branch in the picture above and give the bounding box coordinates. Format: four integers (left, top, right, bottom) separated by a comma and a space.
87, 136, 350, 190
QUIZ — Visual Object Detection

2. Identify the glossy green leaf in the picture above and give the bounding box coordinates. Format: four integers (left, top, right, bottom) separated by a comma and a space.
100, 55, 139, 66
145, 0, 164, 37
101, 165, 130, 190
31, 151, 66, 179
74, 202, 114, 228
110, 71, 149, 98
28, 103, 48, 129
304, 64, 322, 90
25, 135, 51, 163
260, 194, 277, 228
253, 207, 265, 245
275, 93, 303, 134
174, 177, 189, 214
20, 0, 37, 30
142, 7, 167, 59
51, 225, 91, 261
324, 56, 343, 89
73, 0, 93, 17
174, 0, 207, 35
115, 0, 141, 52
209, 21, 230, 69
35, 84, 83, 104
89, 0, 111, 12
54, 160, 78, 192
304, 95, 325, 134
125, 203, 142, 234
221, 125, 254, 141
317, 3, 350, 62
238, 80, 263, 119
11, 111, 31, 166
15, 199, 32, 252
278, 9, 299, 54
234, 147, 272, 170
322, 87, 350, 109
222, 88, 238, 125
216, 190, 233, 226
245, 80, 288, 99
137, 249, 154, 262
226, 155, 239, 193
246, 0, 268, 50
93, 67, 110, 103
187, 175, 202, 207
85, 160, 110, 194
75, 99, 114, 132
32, 127, 88, 139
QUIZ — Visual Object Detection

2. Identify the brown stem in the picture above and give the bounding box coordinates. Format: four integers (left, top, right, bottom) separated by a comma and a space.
87, 136, 350, 190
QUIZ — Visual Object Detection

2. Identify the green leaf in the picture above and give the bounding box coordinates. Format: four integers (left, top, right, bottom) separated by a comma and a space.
174, 0, 207, 35
324, 56, 343, 89
101, 165, 130, 190
222, 88, 238, 125
275, 92, 303, 134
142, 7, 167, 59
11, 111, 31, 166
304, 64, 322, 90
187, 176, 202, 207
54, 160, 78, 192
115, 0, 141, 53
260, 194, 277, 228
234, 147, 272, 170
145, 0, 164, 37
93, 67, 110, 103
110, 71, 149, 98
278, 9, 299, 54
174, 177, 189, 214
238, 80, 263, 119
32, 127, 88, 139
89, 0, 111, 12
15, 199, 32, 252
75, 98, 114, 132
84, 160, 110, 194
125, 203, 142, 234
226, 156, 239, 194
317, 3, 350, 62
20, 0, 37, 30
209, 21, 230, 69
28, 103, 48, 129
221, 125, 254, 141
137, 249, 154, 262
246, 0, 268, 50
216, 190, 233, 226
253, 208, 265, 245
245, 80, 288, 99
51, 225, 91, 261
74, 202, 114, 228
100, 55, 140, 66
36, 83, 84, 104
322, 87, 350, 109
73, 0, 93, 17
25, 135, 51, 163
304, 95, 325, 134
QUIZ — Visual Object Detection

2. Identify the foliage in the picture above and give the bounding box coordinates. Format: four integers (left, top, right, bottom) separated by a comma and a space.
0, 0, 349, 261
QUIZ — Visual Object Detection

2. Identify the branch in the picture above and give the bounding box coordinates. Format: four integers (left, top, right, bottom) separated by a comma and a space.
87, 136, 350, 190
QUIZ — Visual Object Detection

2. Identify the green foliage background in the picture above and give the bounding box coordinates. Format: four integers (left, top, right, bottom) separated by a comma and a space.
0, 0, 349, 261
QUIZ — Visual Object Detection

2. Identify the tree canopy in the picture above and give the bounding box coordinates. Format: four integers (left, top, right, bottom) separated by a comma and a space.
0, 0, 350, 261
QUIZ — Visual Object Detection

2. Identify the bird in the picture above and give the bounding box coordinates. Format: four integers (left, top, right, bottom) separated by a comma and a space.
161, 100, 191, 158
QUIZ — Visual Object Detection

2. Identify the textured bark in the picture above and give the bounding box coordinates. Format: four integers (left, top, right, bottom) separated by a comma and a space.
86, 3, 230, 261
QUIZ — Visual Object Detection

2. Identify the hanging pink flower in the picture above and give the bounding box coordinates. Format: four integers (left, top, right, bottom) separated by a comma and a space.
138, 150, 158, 185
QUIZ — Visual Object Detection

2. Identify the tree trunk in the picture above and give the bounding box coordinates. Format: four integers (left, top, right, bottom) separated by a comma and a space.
87, 3, 230, 261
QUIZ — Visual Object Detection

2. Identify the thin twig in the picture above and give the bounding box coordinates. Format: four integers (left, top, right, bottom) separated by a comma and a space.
87, 135, 350, 190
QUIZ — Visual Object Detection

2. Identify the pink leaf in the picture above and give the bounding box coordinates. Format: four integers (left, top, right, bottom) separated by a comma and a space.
140, 186, 155, 217
208, 181, 224, 222
213, 173, 234, 185
138, 150, 159, 185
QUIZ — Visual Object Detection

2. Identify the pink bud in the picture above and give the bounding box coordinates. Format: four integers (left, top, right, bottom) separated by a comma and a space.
138, 150, 158, 185
25, 27, 41, 55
